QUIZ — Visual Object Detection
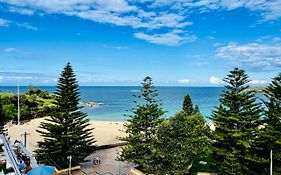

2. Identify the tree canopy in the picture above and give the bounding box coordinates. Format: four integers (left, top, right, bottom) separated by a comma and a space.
153, 112, 210, 175
211, 68, 264, 175
0, 95, 5, 134
182, 94, 201, 115
35, 63, 96, 169
118, 76, 165, 173
182, 94, 194, 115
261, 73, 281, 174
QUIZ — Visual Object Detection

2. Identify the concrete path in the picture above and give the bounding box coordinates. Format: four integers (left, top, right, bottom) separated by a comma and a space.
80, 147, 134, 175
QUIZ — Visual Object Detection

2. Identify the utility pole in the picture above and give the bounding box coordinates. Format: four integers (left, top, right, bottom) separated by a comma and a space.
21, 132, 30, 147
270, 149, 273, 175
17, 84, 20, 125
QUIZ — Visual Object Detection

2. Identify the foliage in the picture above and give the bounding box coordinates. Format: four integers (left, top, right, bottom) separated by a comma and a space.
260, 73, 281, 174
0, 93, 15, 104
183, 94, 194, 115
2, 104, 17, 121
118, 76, 165, 173
26, 86, 49, 98
193, 105, 200, 114
189, 154, 218, 175
20, 104, 32, 120
0, 96, 5, 134
182, 94, 201, 115
0, 87, 57, 123
35, 63, 96, 169
210, 68, 264, 175
153, 112, 210, 175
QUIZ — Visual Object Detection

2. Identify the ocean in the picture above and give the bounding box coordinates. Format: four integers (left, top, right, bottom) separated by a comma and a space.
0, 86, 224, 121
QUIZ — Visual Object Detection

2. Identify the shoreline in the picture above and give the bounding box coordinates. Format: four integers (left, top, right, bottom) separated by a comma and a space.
6, 117, 127, 153
6, 116, 215, 154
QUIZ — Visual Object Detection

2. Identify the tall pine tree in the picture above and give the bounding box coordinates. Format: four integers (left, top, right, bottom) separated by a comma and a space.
118, 76, 165, 173
35, 63, 95, 168
182, 94, 194, 115
211, 68, 264, 175
193, 105, 201, 114
182, 93, 201, 115
262, 73, 281, 174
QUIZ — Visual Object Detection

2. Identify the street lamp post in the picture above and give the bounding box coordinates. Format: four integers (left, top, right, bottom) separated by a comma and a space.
270, 150, 273, 175
17, 84, 20, 125
67, 155, 72, 175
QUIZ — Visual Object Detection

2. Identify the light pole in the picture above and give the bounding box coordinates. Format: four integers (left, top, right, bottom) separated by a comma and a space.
270, 150, 273, 175
67, 155, 72, 175
17, 84, 20, 125
118, 161, 121, 175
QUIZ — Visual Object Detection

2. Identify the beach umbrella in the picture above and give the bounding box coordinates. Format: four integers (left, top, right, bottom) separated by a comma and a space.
27, 166, 55, 175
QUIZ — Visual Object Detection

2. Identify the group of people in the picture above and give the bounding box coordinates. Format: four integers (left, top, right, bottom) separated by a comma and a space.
13, 141, 32, 174
93, 156, 101, 165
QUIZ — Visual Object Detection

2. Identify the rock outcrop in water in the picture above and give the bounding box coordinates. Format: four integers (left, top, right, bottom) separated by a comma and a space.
83, 101, 100, 108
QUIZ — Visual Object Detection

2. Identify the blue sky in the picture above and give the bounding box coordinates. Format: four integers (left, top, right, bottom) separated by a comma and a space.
0, 0, 280, 86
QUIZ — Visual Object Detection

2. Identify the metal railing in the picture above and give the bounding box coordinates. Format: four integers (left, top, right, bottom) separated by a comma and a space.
18, 142, 38, 168
0, 134, 22, 175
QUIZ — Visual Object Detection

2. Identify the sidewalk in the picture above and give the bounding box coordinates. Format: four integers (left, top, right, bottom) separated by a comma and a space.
80, 147, 134, 175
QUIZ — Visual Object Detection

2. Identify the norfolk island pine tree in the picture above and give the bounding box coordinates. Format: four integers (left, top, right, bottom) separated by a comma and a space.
35, 63, 96, 168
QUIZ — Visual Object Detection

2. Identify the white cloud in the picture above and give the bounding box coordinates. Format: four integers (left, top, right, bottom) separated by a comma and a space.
0, 76, 33, 81
249, 79, 268, 85
177, 79, 190, 84
150, 0, 281, 20
66, 10, 191, 30
8, 6, 34, 15
0, 0, 194, 46
248, 0, 281, 20
94, 0, 137, 12
209, 76, 224, 85
213, 42, 223, 47
0, 18, 9, 27
273, 37, 281, 43
195, 61, 208, 67
0, 72, 57, 85
15, 23, 38, 31
143, 13, 192, 29
134, 30, 196, 46
1, 0, 281, 46
1, 1, 280, 25
3, 48, 17, 52
102, 44, 128, 50
0, 17, 37, 30
216, 43, 281, 71
207, 36, 215, 40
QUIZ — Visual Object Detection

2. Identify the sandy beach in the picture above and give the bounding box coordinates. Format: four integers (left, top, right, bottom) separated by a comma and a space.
6, 117, 127, 153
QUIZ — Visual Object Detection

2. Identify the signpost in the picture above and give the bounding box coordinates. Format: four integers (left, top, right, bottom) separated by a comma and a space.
21, 132, 30, 147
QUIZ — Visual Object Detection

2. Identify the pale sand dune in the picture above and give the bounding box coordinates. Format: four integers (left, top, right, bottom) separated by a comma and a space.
6, 117, 127, 153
